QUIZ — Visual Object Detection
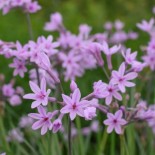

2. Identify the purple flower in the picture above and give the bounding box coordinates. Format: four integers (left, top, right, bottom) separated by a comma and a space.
60, 88, 89, 120
28, 106, 58, 135
143, 51, 155, 70
44, 12, 63, 32
2, 83, 15, 97
84, 107, 96, 120
9, 95, 22, 106
23, 78, 51, 108
111, 62, 138, 93
9, 58, 27, 78
104, 110, 127, 134
101, 41, 121, 70
104, 82, 122, 105
122, 48, 137, 65
137, 18, 154, 33
51, 119, 62, 133
93, 80, 109, 98
114, 20, 124, 30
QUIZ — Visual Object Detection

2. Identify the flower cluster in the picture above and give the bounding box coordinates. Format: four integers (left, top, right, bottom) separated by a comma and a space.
0, 8, 155, 142
137, 18, 155, 70
0, 0, 41, 14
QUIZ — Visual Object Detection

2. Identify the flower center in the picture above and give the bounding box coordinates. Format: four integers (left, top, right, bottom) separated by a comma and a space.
113, 119, 117, 123
72, 103, 76, 110
119, 77, 124, 82
108, 88, 113, 92
38, 92, 46, 99
44, 117, 48, 121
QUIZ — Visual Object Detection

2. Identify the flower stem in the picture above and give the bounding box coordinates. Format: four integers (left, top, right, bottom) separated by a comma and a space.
26, 13, 34, 40
26, 13, 40, 85
68, 117, 72, 155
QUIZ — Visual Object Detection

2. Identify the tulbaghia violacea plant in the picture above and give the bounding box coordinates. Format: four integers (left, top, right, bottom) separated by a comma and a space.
1, 4, 155, 155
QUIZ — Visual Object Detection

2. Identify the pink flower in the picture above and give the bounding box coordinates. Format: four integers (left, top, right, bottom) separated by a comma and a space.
7, 128, 24, 142
102, 41, 121, 70
44, 12, 63, 32
70, 80, 78, 92
122, 48, 137, 65
2, 83, 15, 97
137, 18, 154, 33
23, 78, 51, 108
111, 62, 138, 93
59, 51, 83, 81
25, 1, 41, 13
104, 83, 122, 105
19, 115, 34, 128
114, 20, 124, 30
9, 95, 22, 106
104, 110, 127, 134
102, 41, 121, 56
143, 51, 155, 70
9, 58, 27, 78
60, 88, 89, 120
104, 21, 113, 30
84, 107, 96, 120
28, 106, 58, 135
93, 80, 109, 98
85, 42, 104, 66
79, 24, 92, 39
51, 119, 62, 133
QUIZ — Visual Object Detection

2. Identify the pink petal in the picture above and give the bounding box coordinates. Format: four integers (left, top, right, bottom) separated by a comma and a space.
37, 106, 46, 116
115, 125, 122, 134
118, 84, 125, 93
41, 78, 46, 92
29, 81, 40, 93
60, 105, 71, 114
32, 120, 44, 130
28, 113, 41, 119
105, 95, 112, 105
31, 101, 41, 108
23, 93, 36, 100
113, 92, 122, 100
41, 124, 48, 135
76, 108, 84, 117
119, 119, 127, 125
115, 110, 122, 119
104, 119, 112, 125
107, 125, 114, 133
62, 94, 72, 105
118, 63, 125, 76
124, 81, 135, 87
72, 88, 81, 103
107, 113, 114, 119
124, 72, 137, 80
70, 111, 76, 120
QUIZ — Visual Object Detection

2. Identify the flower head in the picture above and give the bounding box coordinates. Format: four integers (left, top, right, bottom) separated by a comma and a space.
28, 106, 58, 135
104, 110, 127, 134
111, 62, 138, 93
60, 88, 89, 120
23, 78, 51, 108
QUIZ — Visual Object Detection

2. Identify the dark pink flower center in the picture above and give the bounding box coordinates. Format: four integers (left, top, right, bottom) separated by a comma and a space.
113, 119, 117, 123
72, 103, 76, 109
18, 64, 24, 69
38, 92, 46, 99
44, 117, 49, 121
108, 88, 113, 92
119, 78, 124, 82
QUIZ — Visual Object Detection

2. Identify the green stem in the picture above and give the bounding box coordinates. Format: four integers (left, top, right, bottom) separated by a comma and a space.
68, 117, 72, 155
97, 128, 108, 155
